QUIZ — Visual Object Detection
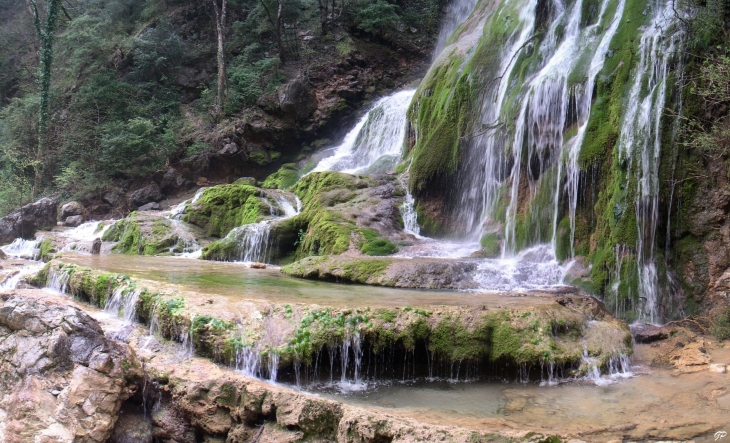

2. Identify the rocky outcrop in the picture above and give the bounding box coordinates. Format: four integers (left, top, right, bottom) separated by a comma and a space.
279, 77, 318, 120
0, 198, 57, 245
65, 215, 85, 227
0, 291, 142, 442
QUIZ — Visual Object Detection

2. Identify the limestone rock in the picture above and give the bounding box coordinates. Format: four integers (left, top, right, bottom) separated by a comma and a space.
0, 249, 6, 260
0, 292, 142, 442
61, 201, 85, 219
667, 340, 711, 373
156, 167, 190, 194
128, 184, 164, 208
250, 262, 266, 269
65, 215, 85, 227
0, 197, 57, 245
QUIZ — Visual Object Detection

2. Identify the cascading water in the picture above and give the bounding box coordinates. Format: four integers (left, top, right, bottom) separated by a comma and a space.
45, 266, 71, 294
1, 238, 41, 259
313, 89, 415, 174
104, 286, 141, 323
223, 193, 301, 263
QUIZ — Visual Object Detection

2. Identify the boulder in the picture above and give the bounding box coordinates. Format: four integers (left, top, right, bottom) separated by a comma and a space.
279, 77, 318, 120
60, 201, 85, 219
0, 197, 57, 245
92, 238, 102, 255
630, 323, 670, 343
65, 215, 85, 227
103, 190, 124, 207
0, 249, 6, 260
138, 202, 161, 211
127, 184, 163, 208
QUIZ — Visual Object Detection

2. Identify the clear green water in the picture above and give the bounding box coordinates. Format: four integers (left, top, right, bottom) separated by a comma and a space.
59, 253, 552, 308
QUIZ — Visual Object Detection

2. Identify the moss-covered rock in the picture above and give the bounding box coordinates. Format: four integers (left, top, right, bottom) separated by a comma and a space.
182, 183, 271, 238
262, 163, 300, 190
102, 214, 199, 255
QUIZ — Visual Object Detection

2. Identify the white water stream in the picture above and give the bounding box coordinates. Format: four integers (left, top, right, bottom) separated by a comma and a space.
313, 89, 415, 174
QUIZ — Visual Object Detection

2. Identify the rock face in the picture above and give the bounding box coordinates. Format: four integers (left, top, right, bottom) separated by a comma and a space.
0, 197, 57, 245
0, 291, 142, 442
127, 184, 164, 209
279, 77, 318, 120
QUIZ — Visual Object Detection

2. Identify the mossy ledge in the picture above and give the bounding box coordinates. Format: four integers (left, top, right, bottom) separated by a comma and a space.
34, 260, 632, 379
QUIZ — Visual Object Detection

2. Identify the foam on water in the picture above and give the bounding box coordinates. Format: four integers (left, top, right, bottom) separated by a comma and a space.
1, 238, 41, 259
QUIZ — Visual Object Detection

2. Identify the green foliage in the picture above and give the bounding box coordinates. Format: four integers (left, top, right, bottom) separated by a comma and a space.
711, 307, 730, 341
351, 0, 399, 35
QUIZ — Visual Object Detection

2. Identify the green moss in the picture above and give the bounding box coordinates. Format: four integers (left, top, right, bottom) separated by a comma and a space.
408, 52, 473, 193
293, 171, 372, 210
183, 183, 269, 237
479, 232, 501, 258
104, 217, 179, 255
360, 237, 398, 256
262, 163, 300, 190
341, 259, 390, 281
38, 238, 56, 262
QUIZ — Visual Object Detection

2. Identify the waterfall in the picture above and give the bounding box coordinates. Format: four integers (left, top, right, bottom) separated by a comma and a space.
433, 0, 479, 58
456, 0, 627, 249
313, 90, 415, 174
400, 190, 421, 237
169, 187, 207, 220
616, 0, 684, 324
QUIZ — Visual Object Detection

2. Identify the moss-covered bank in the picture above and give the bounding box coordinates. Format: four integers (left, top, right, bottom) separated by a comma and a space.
33, 260, 632, 379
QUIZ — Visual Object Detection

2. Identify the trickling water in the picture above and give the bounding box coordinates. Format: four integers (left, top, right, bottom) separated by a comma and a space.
169, 187, 207, 220
313, 90, 415, 174
46, 267, 71, 294
616, 0, 685, 324
400, 190, 421, 237
104, 286, 141, 324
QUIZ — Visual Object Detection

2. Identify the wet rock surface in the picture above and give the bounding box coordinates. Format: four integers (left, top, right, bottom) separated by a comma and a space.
0, 198, 57, 245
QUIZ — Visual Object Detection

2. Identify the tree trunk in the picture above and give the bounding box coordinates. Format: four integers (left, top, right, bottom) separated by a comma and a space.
212, 0, 227, 117
27, 0, 61, 198
276, 0, 285, 64
260, 0, 286, 65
